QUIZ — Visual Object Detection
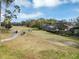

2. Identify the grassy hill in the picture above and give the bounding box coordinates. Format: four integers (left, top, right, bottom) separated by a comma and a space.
0, 26, 79, 59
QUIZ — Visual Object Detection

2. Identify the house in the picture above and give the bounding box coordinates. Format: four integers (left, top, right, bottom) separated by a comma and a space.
41, 24, 59, 32
69, 26, 79, 36
41, 22, 79, 36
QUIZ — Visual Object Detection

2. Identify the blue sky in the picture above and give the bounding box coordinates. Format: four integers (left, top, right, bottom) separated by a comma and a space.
1, 0, 79, 22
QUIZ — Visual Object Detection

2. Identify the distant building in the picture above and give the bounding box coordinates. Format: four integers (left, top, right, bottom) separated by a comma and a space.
41, 24, 59, 32
41, 23, 79, 36
69, 26, 79, 36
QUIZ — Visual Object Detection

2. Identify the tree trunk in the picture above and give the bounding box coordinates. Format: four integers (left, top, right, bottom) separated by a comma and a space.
0, 1, 1, 26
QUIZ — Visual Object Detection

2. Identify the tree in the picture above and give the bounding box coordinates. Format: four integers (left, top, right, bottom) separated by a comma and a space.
1, 0, 20, 29
3, 6, 20, 29
0, 0, 1, 26
2, 0, 14, 7
76, 16, 79, 26
55, 20, 68, 30
21, 21, 27, 26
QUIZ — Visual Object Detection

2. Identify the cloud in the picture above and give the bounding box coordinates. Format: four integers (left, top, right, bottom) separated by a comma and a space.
14, 0, 32, 7
70, 0, 79, 3
14, 0, 79, 8
74, 8, 79, 12
17, 12, 44, 19
33, 0, 61, 8
33, 0, 79, 8
1, 9, 5, 22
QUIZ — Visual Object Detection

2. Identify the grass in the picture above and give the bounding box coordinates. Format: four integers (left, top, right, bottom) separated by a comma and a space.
0, 32, 11, 40
0, 26, 12, 40
0, 26, 30, 40
39, 48, 79, 59
0, 26, 79, 59
0, 45, 27, 59
11, 26, 32, 31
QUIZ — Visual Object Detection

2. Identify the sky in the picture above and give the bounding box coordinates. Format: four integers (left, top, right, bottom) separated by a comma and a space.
1, 0, 79, 22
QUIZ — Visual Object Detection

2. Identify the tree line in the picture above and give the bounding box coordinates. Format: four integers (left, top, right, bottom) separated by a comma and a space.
11, 17, 79, 36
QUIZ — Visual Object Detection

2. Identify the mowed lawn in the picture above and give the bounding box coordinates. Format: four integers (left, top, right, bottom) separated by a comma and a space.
0, 26, 79, 59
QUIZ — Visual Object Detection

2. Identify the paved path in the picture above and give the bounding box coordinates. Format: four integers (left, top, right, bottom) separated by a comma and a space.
0, 32, 20, 43
0, 30, 28, 43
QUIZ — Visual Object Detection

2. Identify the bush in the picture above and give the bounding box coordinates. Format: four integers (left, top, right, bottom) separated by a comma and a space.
5, 24, 12, 30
